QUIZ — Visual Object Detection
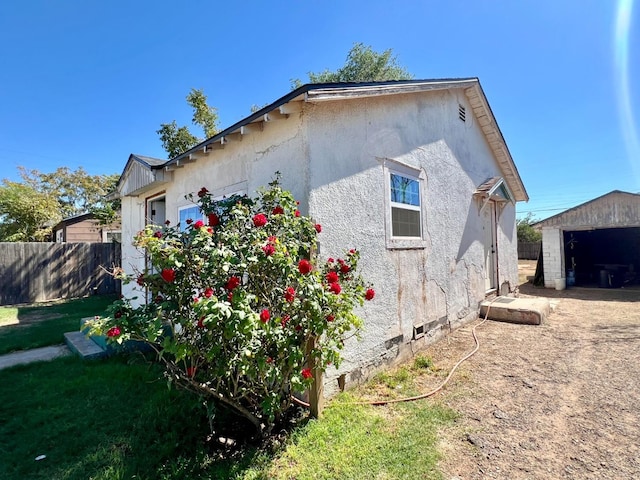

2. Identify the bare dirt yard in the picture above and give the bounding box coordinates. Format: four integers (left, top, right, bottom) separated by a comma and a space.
431, 261, 640, 479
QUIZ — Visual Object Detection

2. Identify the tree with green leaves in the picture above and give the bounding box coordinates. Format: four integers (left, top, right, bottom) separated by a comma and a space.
18, 166, 119, 219
291, 42, 413, 89
517, 212, 542, 243
0, 180, 61, 241
0, 166, 120, 242
157, 88, 219, 159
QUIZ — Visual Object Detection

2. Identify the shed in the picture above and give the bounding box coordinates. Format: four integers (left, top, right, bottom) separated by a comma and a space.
535, 190, 640, 288
52, 213, 121, 243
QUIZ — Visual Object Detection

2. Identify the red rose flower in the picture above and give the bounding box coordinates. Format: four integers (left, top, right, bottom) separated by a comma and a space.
281, 314, 290, 327
225, 276, 241, 291
193, 220, 204, 229
153, 231, 162, 238
327, 257, 334, 263
204, 287, 214, 298
164, 220, 171, 226
349, 249, 356, 254
260, 309, 270, 323
253, 213, 268, 227
294, 210, 301, 217
326, 314, 335, 322
314, 224, 322, 233
208, 213, 219, 226
284, 287, 295, 302
301, 368, 313, 379
326, 271, 339, 283
329, 282, 342, 294
197, 187, 209, 198
272, 206, 284, 215
114, 311, 122, 319
136, 274, 145, 286
298, 259, 312, 274
266, 357, 273, 364
340, 264, 351, 274
295, 325, 302, 332
207, 227, 213, 234
154, 295, 163, 304
106, 326, 121, 337
262, 244, 275, 256
197, 317, 205, 328
193, 296, 199, 303
186, 218, 193, 225
365, 288, 375, 301
161, 268, 176, 283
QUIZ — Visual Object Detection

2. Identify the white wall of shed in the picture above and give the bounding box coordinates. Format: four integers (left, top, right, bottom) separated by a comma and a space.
542, 227, 565, 288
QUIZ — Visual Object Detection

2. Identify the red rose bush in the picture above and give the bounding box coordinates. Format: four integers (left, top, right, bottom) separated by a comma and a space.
87, 175, 374, 436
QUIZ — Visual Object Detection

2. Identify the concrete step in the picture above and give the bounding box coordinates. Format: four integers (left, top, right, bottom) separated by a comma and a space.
63, 331, 108, 359
480, 296, 550, 325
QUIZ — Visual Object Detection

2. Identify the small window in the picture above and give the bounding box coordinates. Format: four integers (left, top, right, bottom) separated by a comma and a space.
390, 172, 422, 238
178, 204, 205, 231
106, 231, 122, 243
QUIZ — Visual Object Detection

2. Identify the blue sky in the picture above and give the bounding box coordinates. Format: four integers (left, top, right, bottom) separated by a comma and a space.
0, 1, 637, 220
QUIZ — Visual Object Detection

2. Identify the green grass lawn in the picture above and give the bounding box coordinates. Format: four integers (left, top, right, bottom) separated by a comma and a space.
0, 295, 116, 354
0, 352, 455, 480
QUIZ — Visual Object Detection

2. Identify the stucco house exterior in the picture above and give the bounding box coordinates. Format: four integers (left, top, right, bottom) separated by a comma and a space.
534, 190, 640, 288
112, 78, 528, 393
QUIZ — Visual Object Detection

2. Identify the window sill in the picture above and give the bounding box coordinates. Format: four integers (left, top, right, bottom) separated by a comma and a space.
386, 237, 428, 250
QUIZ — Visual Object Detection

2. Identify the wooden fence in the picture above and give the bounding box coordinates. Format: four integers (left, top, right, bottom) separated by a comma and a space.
0, 242, 121, 306
518, 241, 541, 260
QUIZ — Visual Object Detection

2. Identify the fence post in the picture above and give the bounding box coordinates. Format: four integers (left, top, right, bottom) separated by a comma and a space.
306, 335, 324, 418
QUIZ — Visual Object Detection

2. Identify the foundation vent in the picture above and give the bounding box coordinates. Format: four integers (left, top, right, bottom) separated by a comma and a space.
413, 324, 425, 340
458, 104, 466, 122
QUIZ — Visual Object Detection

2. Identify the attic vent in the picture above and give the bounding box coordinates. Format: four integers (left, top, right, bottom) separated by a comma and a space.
458, 104, 466, 122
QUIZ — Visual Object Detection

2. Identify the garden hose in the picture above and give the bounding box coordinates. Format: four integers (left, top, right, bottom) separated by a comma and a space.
293, 298, 497, 408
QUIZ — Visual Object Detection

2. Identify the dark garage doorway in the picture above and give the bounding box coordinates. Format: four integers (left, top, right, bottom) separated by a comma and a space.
564, 227, 640, 287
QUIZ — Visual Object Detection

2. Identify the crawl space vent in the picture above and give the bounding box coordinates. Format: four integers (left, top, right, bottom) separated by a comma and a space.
458, 104, 466, 122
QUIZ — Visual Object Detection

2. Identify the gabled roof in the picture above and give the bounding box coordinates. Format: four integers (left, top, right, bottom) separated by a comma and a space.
115, 153, 168, 197
52, 212, 96, 231
117, 79, 528, 201
534, 190, 640, 229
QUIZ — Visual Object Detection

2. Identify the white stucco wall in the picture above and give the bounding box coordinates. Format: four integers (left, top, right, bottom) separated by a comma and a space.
119, 87, 521, 396
303, 91, 519, 392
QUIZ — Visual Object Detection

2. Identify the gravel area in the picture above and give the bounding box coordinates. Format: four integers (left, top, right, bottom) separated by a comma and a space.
431, 267, 640, 479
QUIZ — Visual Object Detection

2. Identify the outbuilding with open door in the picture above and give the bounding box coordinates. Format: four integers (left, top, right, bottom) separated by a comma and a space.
534, 190, 640, 289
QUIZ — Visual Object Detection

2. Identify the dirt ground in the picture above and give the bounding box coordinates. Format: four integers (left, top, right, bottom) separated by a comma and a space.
430, 260, 640, 479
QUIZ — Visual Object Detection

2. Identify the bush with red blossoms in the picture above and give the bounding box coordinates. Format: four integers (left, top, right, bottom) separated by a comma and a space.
86, 175, 374, 436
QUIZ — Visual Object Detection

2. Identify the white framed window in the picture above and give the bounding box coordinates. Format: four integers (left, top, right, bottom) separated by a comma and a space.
178, 189, 246, 231
178, 204, 206, 231
390, 172, 421, 237
382, 159, 427, 249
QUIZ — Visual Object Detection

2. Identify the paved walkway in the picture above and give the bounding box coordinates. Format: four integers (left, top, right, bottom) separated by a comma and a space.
0, 344, 71, 370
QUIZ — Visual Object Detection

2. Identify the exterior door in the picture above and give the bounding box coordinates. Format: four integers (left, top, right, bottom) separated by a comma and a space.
483, 201, 498, 291
148, 197, 166, 226
145, 196, 166, 302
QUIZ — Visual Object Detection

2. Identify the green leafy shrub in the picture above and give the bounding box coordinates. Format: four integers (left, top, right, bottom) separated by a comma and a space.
88, 176, 374, 436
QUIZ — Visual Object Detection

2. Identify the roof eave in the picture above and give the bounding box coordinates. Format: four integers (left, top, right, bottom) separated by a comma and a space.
464, 84, 528, 203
